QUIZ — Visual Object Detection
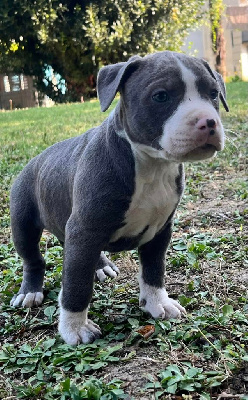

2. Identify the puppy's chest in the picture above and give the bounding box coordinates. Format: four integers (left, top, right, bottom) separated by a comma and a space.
110, 163, 180, 246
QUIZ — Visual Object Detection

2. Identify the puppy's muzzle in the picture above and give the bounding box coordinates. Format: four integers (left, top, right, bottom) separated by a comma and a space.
195, 117, 222, 151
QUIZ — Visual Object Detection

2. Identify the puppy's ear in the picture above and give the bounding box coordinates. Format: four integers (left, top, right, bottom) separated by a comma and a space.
201, 59, 229, 112
213, 70, 229, 111
97, 55, 141, 112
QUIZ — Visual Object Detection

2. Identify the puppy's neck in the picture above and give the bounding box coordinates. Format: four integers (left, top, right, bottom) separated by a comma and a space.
108, 102, 180, 166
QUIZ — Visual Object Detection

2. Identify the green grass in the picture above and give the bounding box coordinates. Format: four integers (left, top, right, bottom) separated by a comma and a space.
0, 100, 114, 176
0, 82, 248, 399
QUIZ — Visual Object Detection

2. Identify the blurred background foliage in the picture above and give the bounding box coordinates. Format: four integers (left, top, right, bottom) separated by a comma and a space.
0, 0, 211, 101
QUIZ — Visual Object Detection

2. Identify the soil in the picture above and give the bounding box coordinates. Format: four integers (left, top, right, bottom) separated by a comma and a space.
99, 170, 248, 399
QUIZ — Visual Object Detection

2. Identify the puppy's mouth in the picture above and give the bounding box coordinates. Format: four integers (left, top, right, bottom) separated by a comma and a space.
183, 140, 222, 157
137, 142, 220, 162
180, 143, 218, 161
199, 143, 218, 151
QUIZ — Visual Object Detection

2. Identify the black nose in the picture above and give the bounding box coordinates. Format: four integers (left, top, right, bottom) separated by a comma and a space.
207, 119, 216, 128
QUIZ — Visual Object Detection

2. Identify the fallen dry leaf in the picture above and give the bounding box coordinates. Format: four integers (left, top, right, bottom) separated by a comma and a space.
137, 325, 155, 339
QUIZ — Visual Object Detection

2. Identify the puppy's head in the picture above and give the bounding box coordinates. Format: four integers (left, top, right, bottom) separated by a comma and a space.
97, 51, 228, 162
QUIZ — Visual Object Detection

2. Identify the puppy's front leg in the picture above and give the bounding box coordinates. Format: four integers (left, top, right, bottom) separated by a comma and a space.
58, 216, 102, 345
138, 220, 186, 320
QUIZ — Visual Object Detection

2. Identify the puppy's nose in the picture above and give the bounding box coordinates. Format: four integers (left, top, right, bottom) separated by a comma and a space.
196, 118, 217, 135
207, 119, 216, 128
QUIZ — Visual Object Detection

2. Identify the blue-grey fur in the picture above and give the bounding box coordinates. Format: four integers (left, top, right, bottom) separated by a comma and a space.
10, 51, 228, 343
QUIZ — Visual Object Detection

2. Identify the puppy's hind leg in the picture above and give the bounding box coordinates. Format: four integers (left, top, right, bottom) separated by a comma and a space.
10, 187, 45, 308
95, 252, 120, 282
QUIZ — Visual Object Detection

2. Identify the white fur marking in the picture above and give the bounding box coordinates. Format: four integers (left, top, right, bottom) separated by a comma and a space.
11, 293, 25, 307
159, 60, 225, 161
22, 292, 44, 307
103, 265, 117, 278
96, 269, 107, 282
10, 292, 44, 307
96, 264, 119, 282
139, 277, 186, 319
110, 264, 120, 273
58, 292, 101, 345
110, 146, 180, 246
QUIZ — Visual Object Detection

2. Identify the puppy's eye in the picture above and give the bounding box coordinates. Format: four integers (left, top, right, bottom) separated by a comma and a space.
152, 91, 169, 103
210, 89, 218, 99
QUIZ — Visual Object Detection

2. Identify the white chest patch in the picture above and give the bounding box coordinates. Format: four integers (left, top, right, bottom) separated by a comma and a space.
110, 147, 182, 246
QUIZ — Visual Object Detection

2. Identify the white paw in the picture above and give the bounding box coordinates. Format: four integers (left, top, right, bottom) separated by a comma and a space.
58, 308, 102, 345
10, 292, 44, 308
139, 284, 186, 320
96, 264, 119, 282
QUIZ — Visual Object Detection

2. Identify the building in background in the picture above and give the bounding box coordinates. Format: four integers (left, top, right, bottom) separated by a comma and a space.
226, 1, 248, 80
183, 0, 248, 81
0, 66, 65, 110
1, 0, 247, 110
0, 73, 37, 109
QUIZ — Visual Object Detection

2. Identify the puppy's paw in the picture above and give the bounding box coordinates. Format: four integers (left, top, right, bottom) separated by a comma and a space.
58, 308, 102, 345
10, 292, 44, 308
139, 285, 186, 320
96, 264, 119, 282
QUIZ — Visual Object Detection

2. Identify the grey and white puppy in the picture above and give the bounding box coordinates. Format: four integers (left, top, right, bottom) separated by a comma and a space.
10, 51, 228, 345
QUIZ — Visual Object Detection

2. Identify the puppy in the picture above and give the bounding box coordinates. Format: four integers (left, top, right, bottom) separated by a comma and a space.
10, 51, 228, 345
